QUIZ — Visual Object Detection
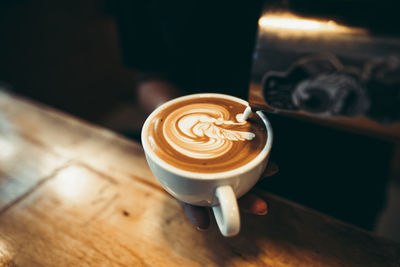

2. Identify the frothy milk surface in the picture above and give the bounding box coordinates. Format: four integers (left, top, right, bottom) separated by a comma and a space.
146, 97, 268, 173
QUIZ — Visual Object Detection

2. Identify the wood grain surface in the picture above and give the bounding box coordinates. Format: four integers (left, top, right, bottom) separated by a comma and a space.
1, 90, 399, 266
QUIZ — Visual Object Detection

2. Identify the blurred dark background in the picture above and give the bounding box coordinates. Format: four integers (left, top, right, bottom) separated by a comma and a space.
0, 0, 398, 239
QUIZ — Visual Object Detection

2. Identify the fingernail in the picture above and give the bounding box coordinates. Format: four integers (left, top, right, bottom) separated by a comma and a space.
196, 226, 208, 232
256, 209, 268, 215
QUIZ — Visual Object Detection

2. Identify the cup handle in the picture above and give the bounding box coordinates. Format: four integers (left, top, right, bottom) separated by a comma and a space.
212, 185, 240, 237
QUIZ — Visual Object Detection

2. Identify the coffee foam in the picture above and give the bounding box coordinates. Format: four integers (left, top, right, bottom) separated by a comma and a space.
146, 97, 267, 173
164, 103, 255, 159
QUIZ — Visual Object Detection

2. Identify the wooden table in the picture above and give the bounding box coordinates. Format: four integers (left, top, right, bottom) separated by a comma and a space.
0, 89, 399, 267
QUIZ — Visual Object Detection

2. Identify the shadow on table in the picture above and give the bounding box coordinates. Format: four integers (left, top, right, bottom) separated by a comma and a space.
159, 193, 400, 266
160, 199, 265, 266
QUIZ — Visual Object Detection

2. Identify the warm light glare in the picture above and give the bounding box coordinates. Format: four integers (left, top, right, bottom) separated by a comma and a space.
0, 239, 11, 259
0, 114, 18, 160
259, 13, 366, 34
0, 139, 16, 159
54, 167, 89, 200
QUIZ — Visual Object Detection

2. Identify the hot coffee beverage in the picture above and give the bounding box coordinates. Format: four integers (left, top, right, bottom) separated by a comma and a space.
144, 95, 268, 173
142, 93, 273, 236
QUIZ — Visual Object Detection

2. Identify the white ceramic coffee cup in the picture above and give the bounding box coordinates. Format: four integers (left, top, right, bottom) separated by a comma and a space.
141, 93, 273, 237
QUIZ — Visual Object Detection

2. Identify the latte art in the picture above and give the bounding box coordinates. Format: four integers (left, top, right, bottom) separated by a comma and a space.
146, 97, 268, 173
163, 104, 255, 160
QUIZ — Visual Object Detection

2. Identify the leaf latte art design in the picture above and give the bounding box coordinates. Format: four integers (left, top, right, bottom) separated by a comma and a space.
163, 104, 255, 159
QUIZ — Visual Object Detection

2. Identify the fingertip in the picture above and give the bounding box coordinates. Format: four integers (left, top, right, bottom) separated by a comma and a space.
253, 197, 268, 215
255, 201, 268, 215
239, 193, 268, 215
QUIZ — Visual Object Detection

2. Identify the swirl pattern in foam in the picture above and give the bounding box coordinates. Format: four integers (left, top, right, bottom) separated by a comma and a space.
146, 97, 268, 173
163, 103, 255, 159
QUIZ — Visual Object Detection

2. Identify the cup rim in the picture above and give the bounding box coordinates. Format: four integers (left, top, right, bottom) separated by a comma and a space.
141, 93, 273, 180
